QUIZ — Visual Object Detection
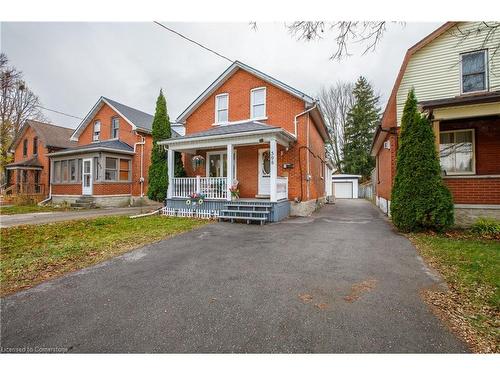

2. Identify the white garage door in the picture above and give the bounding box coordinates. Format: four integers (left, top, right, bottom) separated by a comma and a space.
334, 182, 353, 199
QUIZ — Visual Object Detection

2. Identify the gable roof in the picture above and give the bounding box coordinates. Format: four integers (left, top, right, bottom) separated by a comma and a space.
71, 97, 180, 141
11, 120, 75, 151
380, 22, 458, 129
176, 60, 316, 123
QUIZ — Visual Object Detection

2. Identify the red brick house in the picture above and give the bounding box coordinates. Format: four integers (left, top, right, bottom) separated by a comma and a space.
160, 61, 333, 222
48, 97, 179, 207
4, 120, 74, 201
371, 22, 500, 226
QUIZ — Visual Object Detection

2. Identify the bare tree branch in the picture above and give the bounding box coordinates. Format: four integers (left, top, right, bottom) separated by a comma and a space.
318, 81, 355, 171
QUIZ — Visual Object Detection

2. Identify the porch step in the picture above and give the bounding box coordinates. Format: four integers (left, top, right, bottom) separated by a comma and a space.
71, 196, 97, 209
219, 200, 273, 225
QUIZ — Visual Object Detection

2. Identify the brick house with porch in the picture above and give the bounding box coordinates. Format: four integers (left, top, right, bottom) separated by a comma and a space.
160, 61, 334, 223
4, 120, 74, 201
48, 97, 179, 207
371, 22, 500, 226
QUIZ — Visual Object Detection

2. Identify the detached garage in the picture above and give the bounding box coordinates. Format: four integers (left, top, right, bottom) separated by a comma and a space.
332, 174, 361, 199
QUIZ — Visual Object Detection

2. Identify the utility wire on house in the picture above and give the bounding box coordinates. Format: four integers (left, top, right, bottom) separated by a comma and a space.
37, 105, 83, 120
153, 21, 234, 63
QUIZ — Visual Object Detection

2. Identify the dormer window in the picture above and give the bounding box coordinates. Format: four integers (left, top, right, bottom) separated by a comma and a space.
215, 93, 229, 124
111, 117, 119, 138
250, 87, 266, 119
461, 50, 488, 94
93, 120, 101, 141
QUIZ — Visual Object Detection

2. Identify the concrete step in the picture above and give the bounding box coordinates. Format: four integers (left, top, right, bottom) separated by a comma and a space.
219, 215, 267, 225
71, 202, 95, 209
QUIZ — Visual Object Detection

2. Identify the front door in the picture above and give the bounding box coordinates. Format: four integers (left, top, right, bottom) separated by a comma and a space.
258, 149, 270, 196
82, 158, 93, 195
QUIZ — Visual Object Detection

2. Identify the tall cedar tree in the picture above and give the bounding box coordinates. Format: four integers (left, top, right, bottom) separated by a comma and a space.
391, 89, 454, 232
342, 76, 380, 179
147, 90, 184, 201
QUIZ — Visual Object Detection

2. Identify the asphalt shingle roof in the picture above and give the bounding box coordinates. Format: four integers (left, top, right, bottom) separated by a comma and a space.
103, 97, 180, 137
64, 139, 134, 152
14, 120, 75, 150
5, 157, 43, 168
175, 121, 281, 140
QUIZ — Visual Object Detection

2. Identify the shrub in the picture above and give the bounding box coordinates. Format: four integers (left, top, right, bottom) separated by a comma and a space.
471, 217, 500, 236
390, 89, 454, 232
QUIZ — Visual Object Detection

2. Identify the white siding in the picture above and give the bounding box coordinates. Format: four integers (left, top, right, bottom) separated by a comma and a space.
396, 22, 500, 126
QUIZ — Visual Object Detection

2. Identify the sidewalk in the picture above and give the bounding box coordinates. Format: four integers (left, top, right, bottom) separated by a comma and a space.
0, 205, 162, 228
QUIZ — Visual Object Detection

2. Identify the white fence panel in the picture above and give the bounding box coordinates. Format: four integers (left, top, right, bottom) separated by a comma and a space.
276, 177, 288, 201
162, 207, 219, 219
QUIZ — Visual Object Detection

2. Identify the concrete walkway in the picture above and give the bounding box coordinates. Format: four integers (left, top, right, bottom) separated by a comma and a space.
0, 200, 467, 353
0, 205, 162, 228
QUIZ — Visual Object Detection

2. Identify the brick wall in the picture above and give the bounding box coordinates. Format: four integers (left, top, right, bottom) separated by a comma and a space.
445, 178, 500, 204
375, 131, 398, 201
9, 126, 50, 192
52, 183, 131, 196
183, 68, 327, 201
75, 103, 153, 197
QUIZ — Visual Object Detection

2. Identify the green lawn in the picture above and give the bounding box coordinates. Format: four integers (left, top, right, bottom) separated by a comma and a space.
0, 215, 207, 296
409, 231, 500, 352
0, 204, 67, 215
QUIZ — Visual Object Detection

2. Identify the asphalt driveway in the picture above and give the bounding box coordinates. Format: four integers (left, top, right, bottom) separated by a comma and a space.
0, 199, 467, 353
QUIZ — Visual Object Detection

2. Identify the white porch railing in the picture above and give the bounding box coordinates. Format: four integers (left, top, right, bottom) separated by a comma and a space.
276, 176, 288, 201
171, 176, 288, 201
172, 177, 227, 200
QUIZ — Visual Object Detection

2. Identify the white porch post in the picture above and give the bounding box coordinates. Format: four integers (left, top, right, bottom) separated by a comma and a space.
226, 143, 233, 201
270, 137, 277, 202
167, 148, 174, 199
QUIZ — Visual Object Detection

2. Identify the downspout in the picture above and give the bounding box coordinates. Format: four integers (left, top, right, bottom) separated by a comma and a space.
38, 151, 52, 206
293, 103, 317, 201
134, 133, 146, 198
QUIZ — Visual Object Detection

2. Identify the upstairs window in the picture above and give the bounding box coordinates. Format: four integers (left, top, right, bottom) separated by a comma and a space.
33, 137, 38, 155
439, 129, 475, 175
93, 120, 101, 141
461, 50, 487, 94
111, 117, 119, 138
23, 139, 28, 157
250, 87, 266, 119
215, 93, 229, 124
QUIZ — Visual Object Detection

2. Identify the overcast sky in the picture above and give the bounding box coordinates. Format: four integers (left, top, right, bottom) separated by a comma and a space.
0, 22, 441, 129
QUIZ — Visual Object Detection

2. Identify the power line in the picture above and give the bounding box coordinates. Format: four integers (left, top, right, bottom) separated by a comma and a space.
37, 105, 83, 120
153, 21, 234, 63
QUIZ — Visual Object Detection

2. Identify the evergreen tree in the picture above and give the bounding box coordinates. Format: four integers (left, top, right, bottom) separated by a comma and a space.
391, 89, 454, 232
342, 76, 380, 179
148, 89, 182, 201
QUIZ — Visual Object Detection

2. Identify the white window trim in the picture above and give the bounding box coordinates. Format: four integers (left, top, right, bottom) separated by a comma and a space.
205, 150, 237, 178
439, 128, 476, 176
111, 117, 120, 139
214, 93, 229, 125
250, 87, 267, 120
93, 120, 101, 142
459, 49, 489, 95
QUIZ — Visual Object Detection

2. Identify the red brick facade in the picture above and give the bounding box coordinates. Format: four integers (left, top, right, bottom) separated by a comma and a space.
51, 102, 153, 198
183, 68, 327, 201
375, 116, 500, 206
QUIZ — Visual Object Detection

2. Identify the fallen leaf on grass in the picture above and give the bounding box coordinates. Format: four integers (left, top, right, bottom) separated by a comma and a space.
314, 302, 329, 310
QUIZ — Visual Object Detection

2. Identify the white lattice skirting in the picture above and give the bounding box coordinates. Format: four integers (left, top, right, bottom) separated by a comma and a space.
162, 207, 219, 219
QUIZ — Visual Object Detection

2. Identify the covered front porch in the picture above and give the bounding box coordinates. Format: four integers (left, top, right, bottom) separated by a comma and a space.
159, 121, 296, 222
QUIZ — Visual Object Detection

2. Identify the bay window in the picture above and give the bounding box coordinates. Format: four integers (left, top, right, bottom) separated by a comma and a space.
439, 129, 475, 175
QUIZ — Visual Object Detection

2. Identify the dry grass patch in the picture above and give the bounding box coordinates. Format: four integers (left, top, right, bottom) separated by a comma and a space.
409, 231, 500, 353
